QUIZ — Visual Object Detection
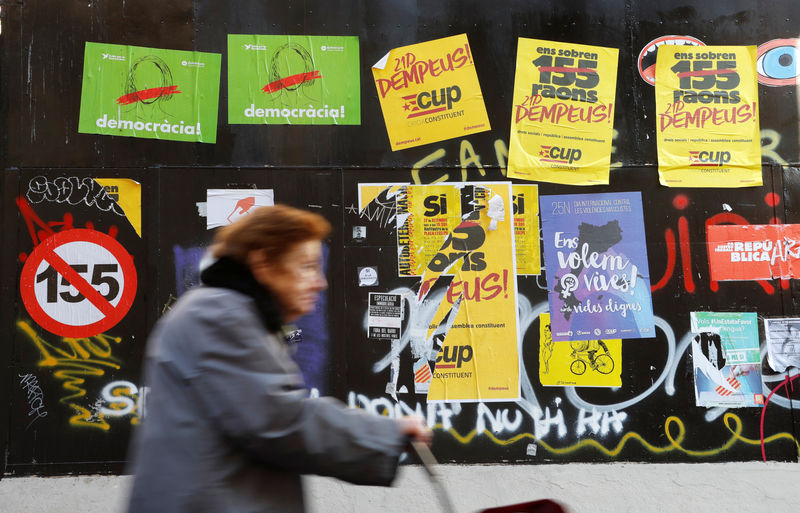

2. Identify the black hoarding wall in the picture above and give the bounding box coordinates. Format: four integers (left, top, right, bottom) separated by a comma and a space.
1, 0, 798, 475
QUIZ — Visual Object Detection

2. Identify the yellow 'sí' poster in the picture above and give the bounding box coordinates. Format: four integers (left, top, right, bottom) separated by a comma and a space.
396, 185, 464, 277
508, 38, 618, 185
656, 45, 761, 187
418, 183, 520, 402
372, 34, 490, 151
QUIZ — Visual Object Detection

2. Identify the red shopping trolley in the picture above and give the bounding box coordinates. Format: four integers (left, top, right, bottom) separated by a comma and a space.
410, 440, 568, 513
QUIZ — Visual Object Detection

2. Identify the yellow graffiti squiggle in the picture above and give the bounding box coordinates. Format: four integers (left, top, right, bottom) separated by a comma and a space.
18, 320, 123, 431
436, 413, 800, 458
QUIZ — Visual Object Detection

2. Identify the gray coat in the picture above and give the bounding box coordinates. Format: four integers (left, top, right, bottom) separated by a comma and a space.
126, 286, 404, 513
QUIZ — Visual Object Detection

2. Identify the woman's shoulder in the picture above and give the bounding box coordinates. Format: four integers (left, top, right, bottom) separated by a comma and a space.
158, 286, 264, 336
180, 286, 256, 313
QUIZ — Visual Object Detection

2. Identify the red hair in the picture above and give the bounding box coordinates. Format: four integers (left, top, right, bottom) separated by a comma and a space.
212, 204, 331, 263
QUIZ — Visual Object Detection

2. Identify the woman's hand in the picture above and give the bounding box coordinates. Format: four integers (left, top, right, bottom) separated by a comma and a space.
398, 416, 433, 446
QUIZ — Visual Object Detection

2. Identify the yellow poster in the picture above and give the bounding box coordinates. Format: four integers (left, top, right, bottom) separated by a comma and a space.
372, 34, 490, 151
357, 183, 407, 211
512, 184, 541, 275
538, 314, 621, 387
396, 184, 464, 277
396, 183, 539, 277
94, 178, 142, 237
418, 183, 520, 402
655, 45, 761, 187
507, 39, 618, 185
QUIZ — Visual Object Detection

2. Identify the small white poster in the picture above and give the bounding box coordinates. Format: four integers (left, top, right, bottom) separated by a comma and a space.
764, 318, 800, 372
206, 189, 274, 229
367, 293, 402, 340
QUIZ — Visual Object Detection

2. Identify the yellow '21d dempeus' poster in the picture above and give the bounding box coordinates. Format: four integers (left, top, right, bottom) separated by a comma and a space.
416, 183, 521, 402
655, 46, 761, 187
507, 38, 618, 185
372, 34, 491, 151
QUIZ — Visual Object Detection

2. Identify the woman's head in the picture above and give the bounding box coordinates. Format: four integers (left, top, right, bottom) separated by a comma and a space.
212, 205, 331, 321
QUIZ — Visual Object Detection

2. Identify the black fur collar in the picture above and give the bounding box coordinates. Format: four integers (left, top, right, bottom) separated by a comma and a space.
200, 256, 284, 333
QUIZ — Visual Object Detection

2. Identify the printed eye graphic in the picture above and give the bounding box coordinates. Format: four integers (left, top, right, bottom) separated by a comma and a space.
756, 39, 800, 86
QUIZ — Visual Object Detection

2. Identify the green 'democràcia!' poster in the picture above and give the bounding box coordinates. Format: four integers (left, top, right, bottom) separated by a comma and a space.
78, 42, 221, 143
228, 34, 360, 125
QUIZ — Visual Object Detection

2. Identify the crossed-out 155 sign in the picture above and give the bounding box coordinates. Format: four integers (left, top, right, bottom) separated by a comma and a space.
20, 229, 137, 338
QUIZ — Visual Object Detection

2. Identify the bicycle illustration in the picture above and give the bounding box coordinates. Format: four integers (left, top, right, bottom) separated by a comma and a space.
569, 340, 614, 375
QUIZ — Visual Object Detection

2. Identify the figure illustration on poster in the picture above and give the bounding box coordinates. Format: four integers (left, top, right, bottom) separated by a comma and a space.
119, 55, 180, 120
78, 42, 221, 143
538, 313, 622, 387
568, 340, 614, 376
264, 43, 322, 106
228, 34, 359, 125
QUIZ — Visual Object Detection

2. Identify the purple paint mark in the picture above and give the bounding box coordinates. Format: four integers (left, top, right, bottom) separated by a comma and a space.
293, 243, 331, 394
172, 244, 206, 296
171, 243, 331, 393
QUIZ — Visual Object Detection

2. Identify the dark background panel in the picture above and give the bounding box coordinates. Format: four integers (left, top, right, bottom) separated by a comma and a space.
629, 1, 800, 166
193, 0, 633, 169
5, 1, 799, 169
155, 168, 343, 395
2, 0, 800, 475
5, 168, 152, 474
341, 166, 797, 463
3, 0, 198, 169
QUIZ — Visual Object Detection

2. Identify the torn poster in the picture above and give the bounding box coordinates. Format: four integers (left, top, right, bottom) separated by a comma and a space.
413, 358, 433, 394
416, 183, 520, 402
206, 189, 274, 229
396, 184, 540, 276
372, 34, 490, 150
512, 185, 541, 275
507, 38, 618, 185
706, 224, 800, 281
763, 317, 800, 372
396, 184, 464, 277
540, 192, 655, 341
538, 313, 622, 387
655, 45, 761, 187
691, 311, 763, 408
93, 178, 142, 237
228, 34, 360, 125
78, 42, 221, 143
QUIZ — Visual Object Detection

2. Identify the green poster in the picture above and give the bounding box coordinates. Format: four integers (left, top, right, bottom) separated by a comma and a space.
228, 34, 360, 125
78, 42, 221, 143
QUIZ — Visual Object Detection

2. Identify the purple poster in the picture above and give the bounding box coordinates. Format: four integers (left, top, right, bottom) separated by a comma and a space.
540, 192, 655, 341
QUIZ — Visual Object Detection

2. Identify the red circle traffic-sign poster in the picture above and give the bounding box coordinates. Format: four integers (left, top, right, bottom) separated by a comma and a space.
20, 229, 138, 338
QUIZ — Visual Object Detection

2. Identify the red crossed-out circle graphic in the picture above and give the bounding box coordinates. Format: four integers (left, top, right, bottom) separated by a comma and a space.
20, 229, 137, 338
